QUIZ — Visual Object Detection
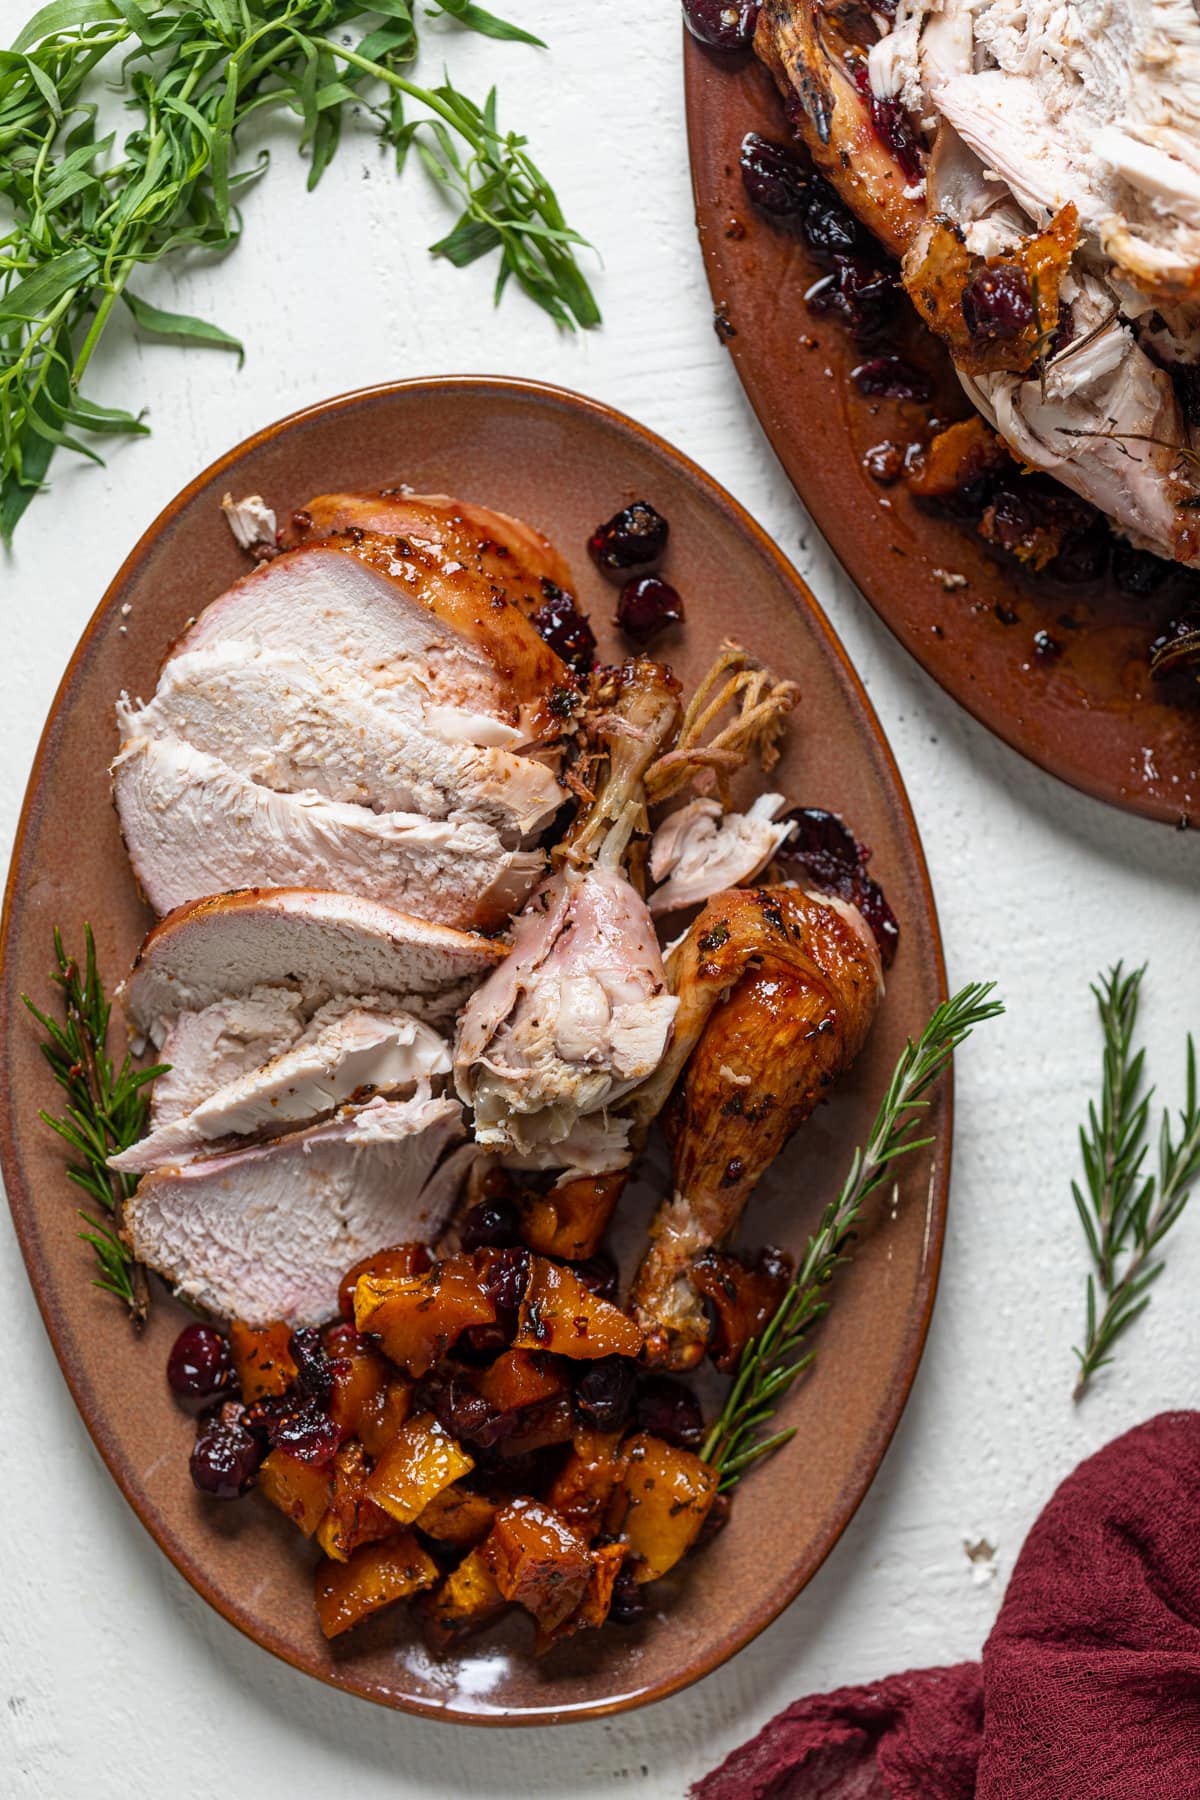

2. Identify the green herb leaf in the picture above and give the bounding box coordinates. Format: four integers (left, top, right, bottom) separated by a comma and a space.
121, 288, 245, 360
426, 0, 547, 47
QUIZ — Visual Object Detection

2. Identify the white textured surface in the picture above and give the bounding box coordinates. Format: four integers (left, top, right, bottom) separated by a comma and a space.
2, 3, 1199, 1793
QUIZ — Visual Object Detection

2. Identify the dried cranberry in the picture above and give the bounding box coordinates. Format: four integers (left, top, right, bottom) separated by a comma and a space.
801, 176, 865, 256
806, 255, 893, 338
530, 581, 596, 674
460, 1196, 520, 1253
961, 264, 1035, 341
618, 575, 684, 642
167, 1323, 233, 1400
190, 1407, 263, 1498
634, 1376, 704, 1450
575, 1355, 636, 1434
288, 1326, 332, 1405
608, 1563, 647, 1625
739, 131, 809, 217
778, 807, 901, 967
434, 1374, 516, 1451
1113, 543, 1169, 599
682, 0, 759, 50
573, 1253, 619, 1303
262, 1397, 340, 1465
588, 502, 669, 577
851, 356, 932, 403
1046, 526, 1109, 585
850, 64, 923, 185
478, 1247, 531, 1331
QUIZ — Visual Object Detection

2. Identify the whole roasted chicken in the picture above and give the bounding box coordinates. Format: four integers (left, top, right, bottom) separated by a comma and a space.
629, 884, 883, 1369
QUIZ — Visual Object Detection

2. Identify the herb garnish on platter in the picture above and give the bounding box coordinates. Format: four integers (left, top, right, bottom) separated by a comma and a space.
24, 926, 167, 1324
0, 0, 598, 540
703, 983, 1004, 1489
1071, 964, 1200, 1400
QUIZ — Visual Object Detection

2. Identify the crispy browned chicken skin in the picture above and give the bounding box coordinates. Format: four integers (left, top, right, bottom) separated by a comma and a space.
630, 885, 882, 1369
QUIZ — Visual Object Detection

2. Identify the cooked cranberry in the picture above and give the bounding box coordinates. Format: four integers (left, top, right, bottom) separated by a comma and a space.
588, 503, 669, 577
530, 582, 596, 674
261, 1396, 340, 1465
618, 575, 684, 642
1032, 629, 1063, 663
806, 255, 893, 337
1046, 526, 1109, 585
575, 1355, 636, 1434
167, 1323, 233, 1399
608, 1564, 648, 1625
961, 264, 1034, 341
682, 0, 759, 49
849, 65, 923, 185
460, 1196, 520, 1253
573, 1253, 619, 1303
434, 1374, 516, 1451
634, 1376, 704, 1450
478, 1247, 531, 1330
1113, 543, 1169, 599
777, 807, 900, 968
190, 1409, 263, 1498
801, 177, 866, 256
288, 1326, 332, 1405
852, 356, 932, 403
739, 132, 809, 217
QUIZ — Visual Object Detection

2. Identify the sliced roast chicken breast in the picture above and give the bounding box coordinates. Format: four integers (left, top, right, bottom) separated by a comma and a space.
648, 794, 795, 916
111, 1005, 450, 1172
125, 1094, 469, 1325
120, 641, 564, 839
113, 732, 542, 927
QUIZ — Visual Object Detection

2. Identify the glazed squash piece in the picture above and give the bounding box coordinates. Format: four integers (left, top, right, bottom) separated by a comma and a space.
258, 1448, 334, 1538
355, 1374, 415, 1459
476, 1348, 565, 1414
481, 1497, 593, 1636
424, 1545, 508, 1652
366, 1412, 474, 1525
354, 1253, 496, 1377
337, 1242, 432, 1321
229, 1319, 296, 1401
622, 1432, 718, 1583
518, 1170, 627, 1262
315, 1532, 438, 1639
546, 1427, 628, 1538
514, 1256, 644, 1361
317, 1440, 399, 1562
414, 1483, 497, 1549
536, 1541, 627, 1651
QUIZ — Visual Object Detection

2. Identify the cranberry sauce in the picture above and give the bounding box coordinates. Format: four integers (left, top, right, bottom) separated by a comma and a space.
778, 808, 900, 967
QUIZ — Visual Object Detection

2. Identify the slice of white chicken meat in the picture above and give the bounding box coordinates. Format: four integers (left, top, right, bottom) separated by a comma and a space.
113, 732, 543, 929
125, 1093, 470, 1325
119, 642, 563, 841
454, 860, 679, 1160
648, 793, 795, 916
110, 1003, 450, 1172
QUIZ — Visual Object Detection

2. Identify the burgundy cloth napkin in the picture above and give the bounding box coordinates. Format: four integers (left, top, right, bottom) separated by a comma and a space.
693, 1411, 1200, 1800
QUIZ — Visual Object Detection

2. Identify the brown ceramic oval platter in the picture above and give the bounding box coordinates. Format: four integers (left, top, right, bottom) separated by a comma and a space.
684, 34, 1200, 826
0, 376, 947, 1725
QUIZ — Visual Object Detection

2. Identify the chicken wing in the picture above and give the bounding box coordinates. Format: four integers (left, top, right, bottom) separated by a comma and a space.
630, 885, 882, 1369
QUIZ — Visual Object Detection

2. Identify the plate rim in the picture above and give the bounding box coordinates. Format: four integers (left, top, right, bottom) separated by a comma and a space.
682, 31, 1197, 827
0, 372, 949, 1725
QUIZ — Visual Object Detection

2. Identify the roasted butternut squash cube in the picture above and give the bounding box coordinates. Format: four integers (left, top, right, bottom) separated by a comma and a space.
622, 1433, 717, 1582
546, 1428, 628, 1537
356, 1374, 414, 1458
366, 1412, 474, 1525
535, 1541, 627, 1652
477, 1349, 565, 1414
317, 1440, 399, 1562
499, 1393, 576, 1457
229, 1319, 296, 1401
514, 1257, 644, 1361
355, 1254, 495, 1377
315, 1532, 438, 1638
337, 1242, 432, 1320
482, 1498, 592, 1636
258, 1449, 334, 1538
519, 1170, 626, 1261
689, 1246, 792, 1372
424, 1546, 507, 1653
414, 1483, 497, 1549
326, 1336, 391, 1440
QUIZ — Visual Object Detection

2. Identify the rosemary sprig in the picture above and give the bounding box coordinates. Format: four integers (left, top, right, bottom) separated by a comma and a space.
703, 982, 1004, 1489
1071, 964, 1200, 1399
1, 0, 598, 541
23, 926, 168, 1324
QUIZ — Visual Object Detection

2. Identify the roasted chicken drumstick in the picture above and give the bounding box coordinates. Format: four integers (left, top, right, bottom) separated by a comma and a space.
630, 884, 883, 1369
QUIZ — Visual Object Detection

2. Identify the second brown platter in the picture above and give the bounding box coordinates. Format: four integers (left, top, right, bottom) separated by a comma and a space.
685, 33, 1200, 827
